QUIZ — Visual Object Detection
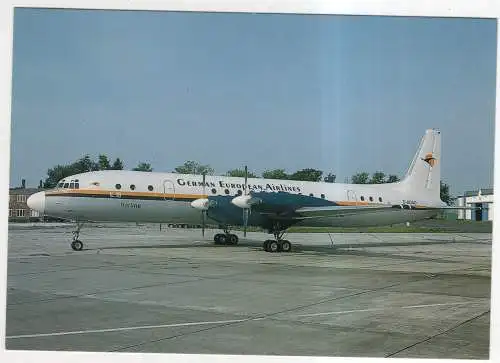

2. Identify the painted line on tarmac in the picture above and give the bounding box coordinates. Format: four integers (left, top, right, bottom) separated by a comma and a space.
7, 301, 484, 339
6, 318, 250, 339
295, 301, 482, 317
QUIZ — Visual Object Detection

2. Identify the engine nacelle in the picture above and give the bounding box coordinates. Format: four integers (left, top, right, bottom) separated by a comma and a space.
191, 198, 210, 211
231, 195, 260, 209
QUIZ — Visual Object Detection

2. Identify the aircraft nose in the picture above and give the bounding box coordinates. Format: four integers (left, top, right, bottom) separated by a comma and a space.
27, 191, 46, 213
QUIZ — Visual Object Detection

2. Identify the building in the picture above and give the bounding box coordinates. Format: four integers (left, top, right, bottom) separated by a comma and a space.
456, 188, 493, 221
8, 179, 45, 222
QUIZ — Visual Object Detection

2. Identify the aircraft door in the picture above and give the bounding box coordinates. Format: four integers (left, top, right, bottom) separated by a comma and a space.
163, 180, 176, 200
347, 190, 358, 204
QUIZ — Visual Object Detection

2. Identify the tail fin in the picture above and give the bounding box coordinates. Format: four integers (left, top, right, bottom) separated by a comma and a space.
401, 129, 441, 201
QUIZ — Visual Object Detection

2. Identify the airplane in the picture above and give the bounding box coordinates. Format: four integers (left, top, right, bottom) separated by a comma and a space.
27, 129, 473, 253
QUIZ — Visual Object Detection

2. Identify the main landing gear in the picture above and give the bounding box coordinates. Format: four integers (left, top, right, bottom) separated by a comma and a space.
71, 222, 84, 251
263, 228, 292, 253
213, 226, 239, 245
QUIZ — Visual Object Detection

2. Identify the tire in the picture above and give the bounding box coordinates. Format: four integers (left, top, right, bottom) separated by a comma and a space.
229, 234, 238, 245
71, 240, 83, 251
280, 240, 292, 252
268, 240, 279, 253
218, 234, 227, 245
263, 240, 271, 251
214, 234, 222, 244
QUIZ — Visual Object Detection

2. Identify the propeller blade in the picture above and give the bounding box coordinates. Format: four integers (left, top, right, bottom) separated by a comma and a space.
202, 210, 206, 237
243, 209, 249, 237
201, 172, 206, 237
243, 165, 249, 237
244, 165, 248, 195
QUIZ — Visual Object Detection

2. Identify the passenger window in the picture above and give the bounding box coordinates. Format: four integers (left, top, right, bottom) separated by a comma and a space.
369, 196, 373, 202
130, 184, 136, 190
237, 190, 242, 196
309, 193, 314, 197
360, 196, 365, 201
75, 183, 79, 189
69, 182, 75, 189
211, 188, 217, 194
321, 194, 325, 199
224, 189, 230, 195
115, 184, 122, 190
379, 197, 382, 202
148, 185, 154, 191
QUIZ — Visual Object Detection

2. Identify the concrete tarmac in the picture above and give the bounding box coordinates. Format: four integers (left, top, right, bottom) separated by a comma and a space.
5, 224, 492, 358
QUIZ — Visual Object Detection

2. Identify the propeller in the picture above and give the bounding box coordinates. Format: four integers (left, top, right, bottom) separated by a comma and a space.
243, 165, 249, 237
202, 172, 207, 237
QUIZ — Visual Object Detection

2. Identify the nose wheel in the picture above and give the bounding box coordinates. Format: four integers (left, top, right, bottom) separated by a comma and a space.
71, 240, 84, 251
70, 222, 85, 251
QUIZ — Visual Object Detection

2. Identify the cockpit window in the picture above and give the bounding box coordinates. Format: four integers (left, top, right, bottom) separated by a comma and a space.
75, 183, 79, 189
57, 183, 64, 188
63, 183, 69, 188
69, 182, 75, 189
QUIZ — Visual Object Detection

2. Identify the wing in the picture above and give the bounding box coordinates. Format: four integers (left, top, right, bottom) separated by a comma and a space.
203, 191, 487, 230
204, 191, 398, 230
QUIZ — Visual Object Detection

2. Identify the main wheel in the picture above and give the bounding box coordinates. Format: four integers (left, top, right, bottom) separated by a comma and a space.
214, 233, 223, 244
280, 240, 292, 252
228, 234, 238, 245
217, 234, 227, 245
268, 240, 279, 253
263, 240, 271, 251
71, 240, 83, 251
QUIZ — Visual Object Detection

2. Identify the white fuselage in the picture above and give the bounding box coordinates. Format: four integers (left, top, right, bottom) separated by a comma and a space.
35, 170, 442, 228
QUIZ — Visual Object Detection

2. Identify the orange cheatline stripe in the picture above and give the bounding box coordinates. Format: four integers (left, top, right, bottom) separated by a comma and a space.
45, 189, 208, 200
336, 201, 370, 206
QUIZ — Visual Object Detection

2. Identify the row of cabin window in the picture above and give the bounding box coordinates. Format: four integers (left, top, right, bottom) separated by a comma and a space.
58, 182, 382, 203
115, 184, 153, 191
113, 183, 328, 199
360, 196, 383, 202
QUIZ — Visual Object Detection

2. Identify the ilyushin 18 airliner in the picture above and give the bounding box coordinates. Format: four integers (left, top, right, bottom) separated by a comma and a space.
27, 129, 470, 253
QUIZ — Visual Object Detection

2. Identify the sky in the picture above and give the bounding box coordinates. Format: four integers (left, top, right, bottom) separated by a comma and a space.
8, 8, 497, 195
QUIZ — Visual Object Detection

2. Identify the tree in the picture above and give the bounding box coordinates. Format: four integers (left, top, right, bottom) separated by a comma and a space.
111, 158, 124, 170
226, 168, 257, 178
386, 174, 400, 183
323, 173, 336, 183
73, 155, 99, 173
98, 154, 111, 170
174, 160, 214, 175
262, 169, 289, 180
43, 155, 99, 188
370, 171, 386, 184
43, 164, 78, 188
289, 168, 323, 182
351, 172, 369, 184
133, 162, 153, 172
440, 181, 453, 205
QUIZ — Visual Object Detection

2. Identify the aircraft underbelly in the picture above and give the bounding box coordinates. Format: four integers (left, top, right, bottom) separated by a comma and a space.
45, 196, 206, 224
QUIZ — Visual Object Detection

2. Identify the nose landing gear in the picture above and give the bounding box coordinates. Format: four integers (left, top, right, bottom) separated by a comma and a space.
70, 222, 84, 251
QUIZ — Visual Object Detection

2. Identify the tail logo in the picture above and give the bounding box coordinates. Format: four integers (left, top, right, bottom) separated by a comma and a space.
422, 152, 437, 167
